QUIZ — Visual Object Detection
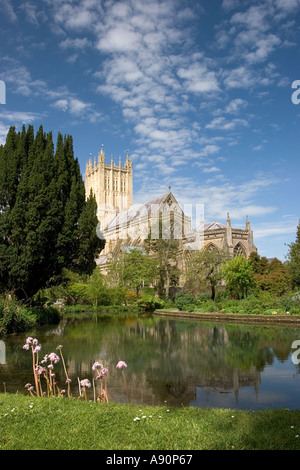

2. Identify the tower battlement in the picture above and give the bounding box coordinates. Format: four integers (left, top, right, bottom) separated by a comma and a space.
85, 146, 133, 227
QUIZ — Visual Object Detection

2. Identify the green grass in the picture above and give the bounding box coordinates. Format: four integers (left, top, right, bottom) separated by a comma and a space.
1, 394, 300, 450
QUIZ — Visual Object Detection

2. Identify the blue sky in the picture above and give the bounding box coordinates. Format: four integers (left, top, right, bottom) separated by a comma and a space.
0, 0, 299, 261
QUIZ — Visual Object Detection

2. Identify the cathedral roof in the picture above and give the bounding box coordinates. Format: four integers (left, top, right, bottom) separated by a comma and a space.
204, 222, 226, 231
105, 191, 183, 231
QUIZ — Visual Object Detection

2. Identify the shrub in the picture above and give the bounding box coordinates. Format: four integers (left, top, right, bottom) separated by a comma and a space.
0, 297, 36, 336
174, 292, 196, 311
30, 306, 60, 326
136, 295, 165, 311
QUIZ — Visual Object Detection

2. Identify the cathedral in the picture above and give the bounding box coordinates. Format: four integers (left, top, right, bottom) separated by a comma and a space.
85, 147, 257, 274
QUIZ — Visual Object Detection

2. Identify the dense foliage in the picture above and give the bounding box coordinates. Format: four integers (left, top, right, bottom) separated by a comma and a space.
0, 125, 104, 301
286, 221, 300, 288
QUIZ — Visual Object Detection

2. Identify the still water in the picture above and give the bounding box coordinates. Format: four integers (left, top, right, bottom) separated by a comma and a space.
1, 312, 300, 410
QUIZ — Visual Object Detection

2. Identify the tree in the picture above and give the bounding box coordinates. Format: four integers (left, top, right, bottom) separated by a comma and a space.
184, 247, 227, 300
144, 216, 181, 298
0, 125, 105, 301
110, 248, 158, 297
221, 255, 255, 299
249, 253, 292, 296
286, 222, 300, 288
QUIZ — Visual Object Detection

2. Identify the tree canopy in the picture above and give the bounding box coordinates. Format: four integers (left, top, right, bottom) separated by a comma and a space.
286, 221, 300, 288
0, 125, 104, 300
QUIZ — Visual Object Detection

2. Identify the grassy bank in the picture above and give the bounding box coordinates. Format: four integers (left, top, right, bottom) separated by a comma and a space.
1, 393, 300, 450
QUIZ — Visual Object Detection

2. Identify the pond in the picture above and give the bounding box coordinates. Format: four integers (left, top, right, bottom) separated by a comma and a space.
1, 311, 300, 410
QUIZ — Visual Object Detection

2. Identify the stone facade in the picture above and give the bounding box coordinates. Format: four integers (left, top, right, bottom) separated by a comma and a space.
85, 146, 133, 229
85, 148, 257, 274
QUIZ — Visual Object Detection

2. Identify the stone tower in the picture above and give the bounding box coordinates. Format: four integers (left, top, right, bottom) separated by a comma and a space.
85, 145, 133, 230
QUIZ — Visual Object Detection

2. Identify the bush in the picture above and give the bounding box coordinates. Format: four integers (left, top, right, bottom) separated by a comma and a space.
174, 292, 196, 311
30, 306, 61, 326
0, 297, 36, 336
136, 295, 165, 311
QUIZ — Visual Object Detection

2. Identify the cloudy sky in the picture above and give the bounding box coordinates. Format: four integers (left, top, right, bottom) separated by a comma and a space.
0, 0, 299, 260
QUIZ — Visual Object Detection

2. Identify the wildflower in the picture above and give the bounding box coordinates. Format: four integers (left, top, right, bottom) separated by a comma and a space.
26, 337, 33, 344
116, 361, 127, 369
133, 417, 140, 421
48, 352, 60, 364
66, 378, 72, 383
80, 379, 91, 388
33, 345, 41, 353
23, 344, 30, 350
92, 361, 103, 371
25, 383, 31, 389
40, 355, 48, 364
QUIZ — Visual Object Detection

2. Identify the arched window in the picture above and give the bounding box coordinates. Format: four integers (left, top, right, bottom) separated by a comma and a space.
205, 243, 219, 254
234, 242, 246, 257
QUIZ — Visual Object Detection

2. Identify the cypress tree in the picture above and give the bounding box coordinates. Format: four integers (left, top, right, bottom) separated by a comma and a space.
0, 125, 104, 300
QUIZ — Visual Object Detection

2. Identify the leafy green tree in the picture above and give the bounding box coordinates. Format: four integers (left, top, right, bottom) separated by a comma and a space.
110, 248, 158, 296
184, 247, 227, 300
221, 255, 255, 299
86, 268, 110, 306
286, 222, 300, 288
0, 125, 104, 300
249, 253, 292, 296
144, 216, 180, 298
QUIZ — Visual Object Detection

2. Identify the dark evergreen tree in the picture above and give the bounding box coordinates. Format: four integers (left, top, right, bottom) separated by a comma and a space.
286, 222, 300, 288
0, 125, 104, 300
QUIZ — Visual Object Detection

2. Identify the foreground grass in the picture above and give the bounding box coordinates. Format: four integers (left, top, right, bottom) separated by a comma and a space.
1, 394, 300, 450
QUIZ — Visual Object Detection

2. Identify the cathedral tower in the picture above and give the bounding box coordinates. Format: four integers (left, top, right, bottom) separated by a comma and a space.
85, 145, 133, 230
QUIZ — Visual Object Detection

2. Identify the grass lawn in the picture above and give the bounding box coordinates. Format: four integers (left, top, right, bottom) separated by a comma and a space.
1, 393, 300, 450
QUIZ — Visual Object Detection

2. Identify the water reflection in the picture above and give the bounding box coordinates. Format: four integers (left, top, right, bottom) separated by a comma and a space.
1, 313, 300, 410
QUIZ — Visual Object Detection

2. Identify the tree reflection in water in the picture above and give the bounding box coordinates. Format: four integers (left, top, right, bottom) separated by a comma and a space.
1, 313, 300, 409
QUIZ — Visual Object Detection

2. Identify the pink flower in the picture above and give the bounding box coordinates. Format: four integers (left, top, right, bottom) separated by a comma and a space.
23, 344, 30, 350
66, 378, 72, 383
92, 361, 103, 371
48, 352, 60, 364
116, 361, 127, 369
80, 379, 91, 388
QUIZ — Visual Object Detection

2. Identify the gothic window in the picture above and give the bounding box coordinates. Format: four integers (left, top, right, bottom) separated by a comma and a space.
234, 242, 246, 257
205, 243, 219, 253
105, 176, 109, 190
113, 177, 118, 191
121, 178, 125, 193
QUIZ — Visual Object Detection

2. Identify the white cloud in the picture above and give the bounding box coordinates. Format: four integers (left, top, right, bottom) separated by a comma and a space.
177, 63, 220, 94
0, 0, 17, 22
206, 116, 248, 130
59, 37, 91, 49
